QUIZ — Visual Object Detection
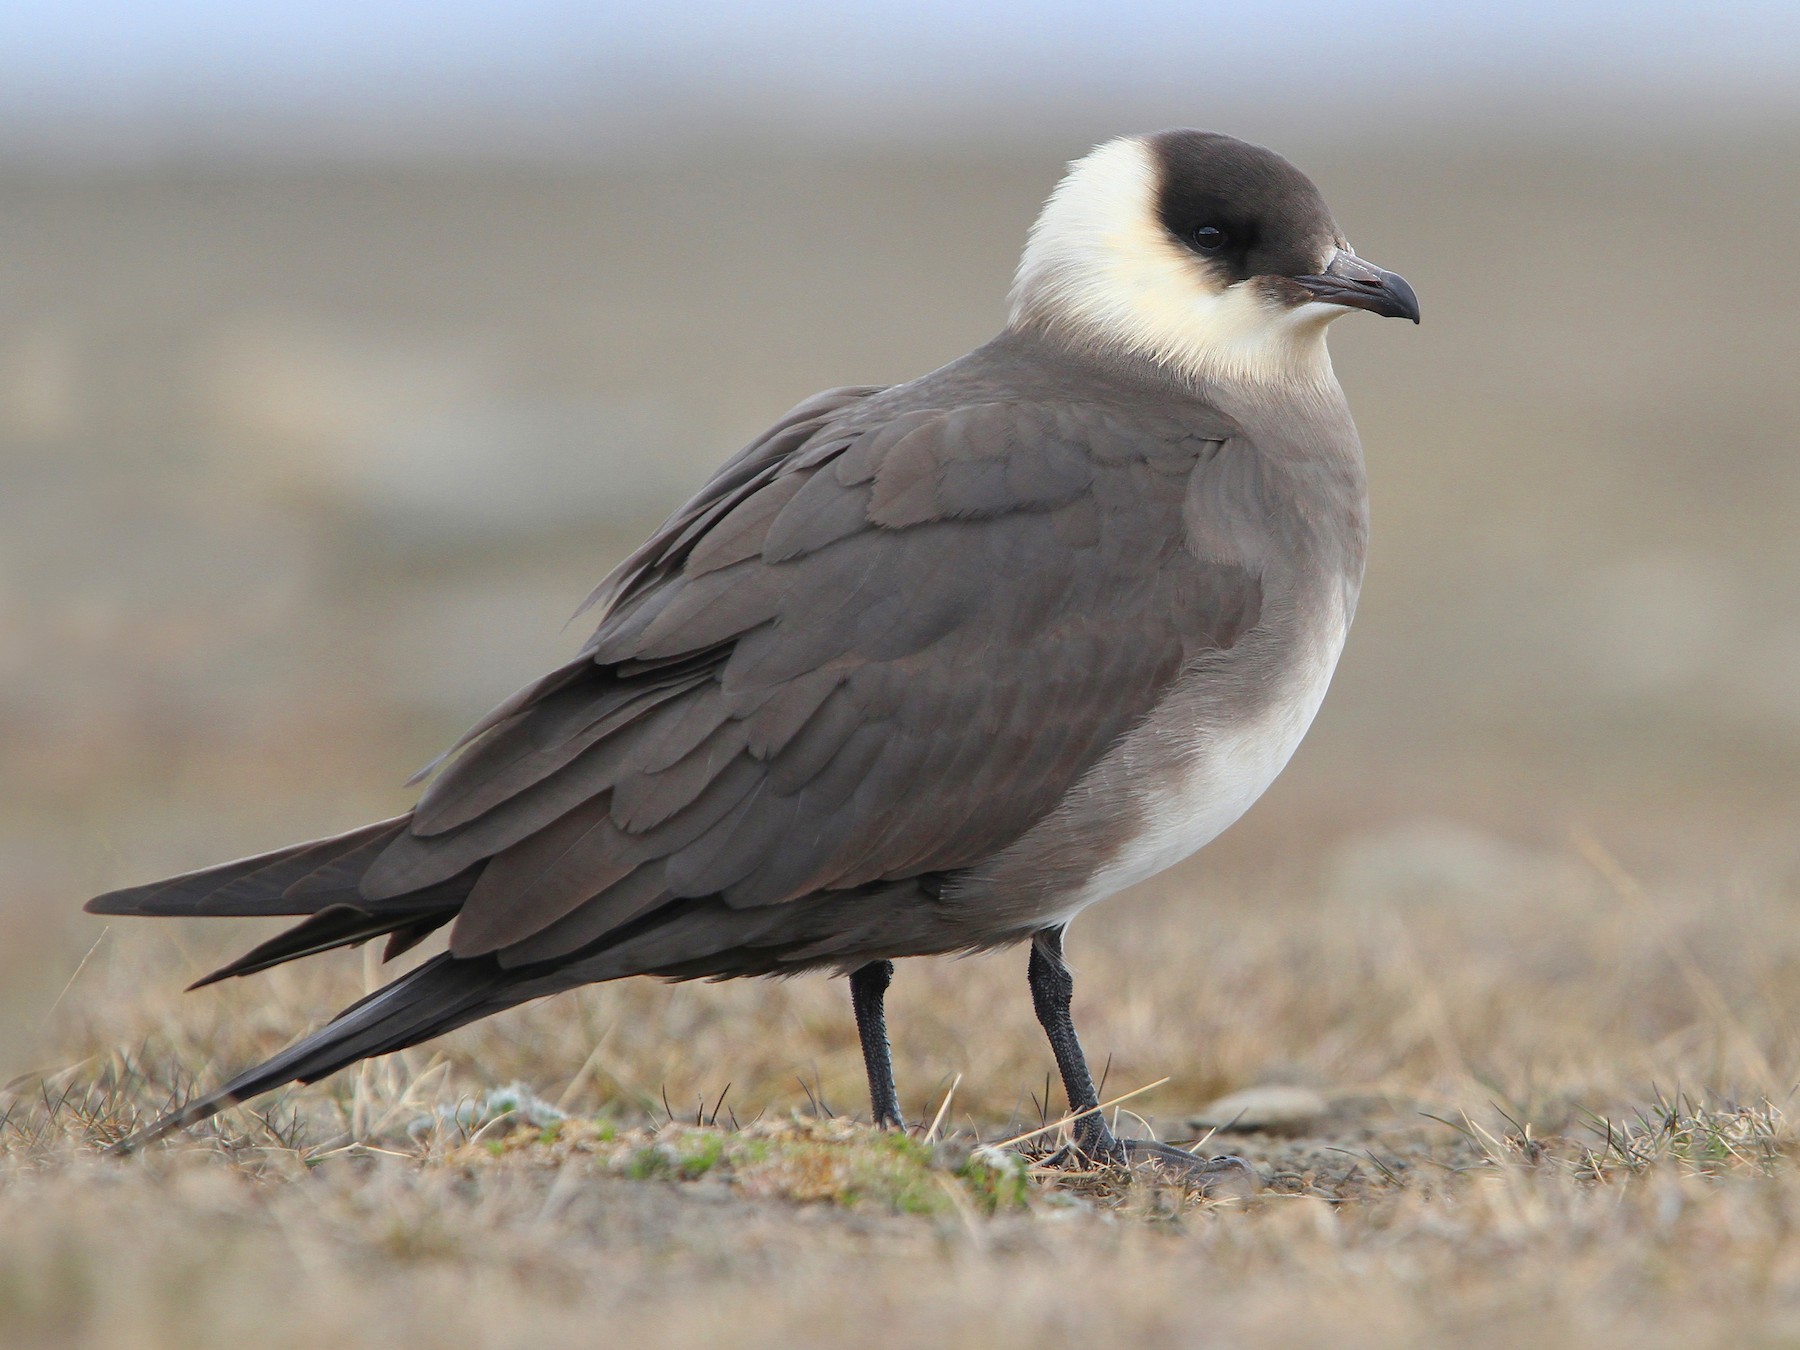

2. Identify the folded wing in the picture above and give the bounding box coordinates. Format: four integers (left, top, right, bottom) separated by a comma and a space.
93, 379, 1264, 983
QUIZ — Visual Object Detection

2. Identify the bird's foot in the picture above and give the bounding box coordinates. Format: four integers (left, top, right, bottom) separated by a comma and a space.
1118, 1138, 1261, 1197
1037, 1118, 1260, 1198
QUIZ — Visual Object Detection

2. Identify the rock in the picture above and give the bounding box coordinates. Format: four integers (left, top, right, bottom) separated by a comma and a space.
1185, 1085, 1332, 1134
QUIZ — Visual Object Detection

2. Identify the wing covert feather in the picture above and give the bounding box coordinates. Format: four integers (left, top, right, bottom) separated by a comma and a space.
366, 376, 1261, 962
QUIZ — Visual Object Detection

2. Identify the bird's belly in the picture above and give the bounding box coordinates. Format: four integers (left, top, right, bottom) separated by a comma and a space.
1065, 606, 1348, 913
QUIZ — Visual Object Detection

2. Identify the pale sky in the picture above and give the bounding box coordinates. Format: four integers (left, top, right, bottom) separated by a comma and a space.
2, 0, 1796, 152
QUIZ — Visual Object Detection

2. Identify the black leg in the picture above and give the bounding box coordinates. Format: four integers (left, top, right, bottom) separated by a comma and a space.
850, 959, 904, 1129
1028, 927, 1120, 1161
1027, 926, 1261, 1196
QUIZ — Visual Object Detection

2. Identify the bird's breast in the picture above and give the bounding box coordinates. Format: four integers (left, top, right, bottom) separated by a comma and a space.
1056, 583, 1351, 916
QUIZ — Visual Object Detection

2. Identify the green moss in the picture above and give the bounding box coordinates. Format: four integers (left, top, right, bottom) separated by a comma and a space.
580, 1124, 1028, 1216
956, 1147, 1030, 1213
841, 1139, 954, 1215
878, 1133, 937, 1168
678, 1133, 725, 1178
874, 1170, 949, 1217
625, 1144, 675, 1180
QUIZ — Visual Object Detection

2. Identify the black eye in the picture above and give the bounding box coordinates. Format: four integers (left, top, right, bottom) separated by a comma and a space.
1191, 225, 1230, 251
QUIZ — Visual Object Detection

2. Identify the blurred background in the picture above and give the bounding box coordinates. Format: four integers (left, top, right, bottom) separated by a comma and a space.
3, 1, 1798, 1087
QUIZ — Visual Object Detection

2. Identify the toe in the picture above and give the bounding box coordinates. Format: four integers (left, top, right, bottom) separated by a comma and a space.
1121, 1140, 1262, 1198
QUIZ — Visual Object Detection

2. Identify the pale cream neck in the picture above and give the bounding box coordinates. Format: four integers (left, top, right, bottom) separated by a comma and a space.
1007, 136, 1344, 394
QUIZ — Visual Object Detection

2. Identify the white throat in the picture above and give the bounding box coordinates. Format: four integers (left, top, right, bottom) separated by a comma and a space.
1007, 137, 1345, 390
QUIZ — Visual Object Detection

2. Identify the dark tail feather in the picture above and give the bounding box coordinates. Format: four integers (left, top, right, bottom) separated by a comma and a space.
90, 814, 476, 994
87, 817, 411, 918
109, 953, 520, 1154
185, 905, 457, 990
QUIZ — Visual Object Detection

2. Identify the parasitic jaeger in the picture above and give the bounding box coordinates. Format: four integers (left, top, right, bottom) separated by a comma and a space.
87, 130, 1419, 1171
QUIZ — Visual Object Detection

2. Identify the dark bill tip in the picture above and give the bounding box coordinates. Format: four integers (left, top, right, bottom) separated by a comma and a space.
1293, 251, 1421, 323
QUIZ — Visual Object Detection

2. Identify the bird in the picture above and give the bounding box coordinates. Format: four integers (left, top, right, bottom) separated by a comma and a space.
87, 129, 1418, 1171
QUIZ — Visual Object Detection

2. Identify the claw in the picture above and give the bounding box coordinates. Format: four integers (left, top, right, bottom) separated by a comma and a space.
1120, 1139, 1261, 1198
1033, 1124, 1262, 1199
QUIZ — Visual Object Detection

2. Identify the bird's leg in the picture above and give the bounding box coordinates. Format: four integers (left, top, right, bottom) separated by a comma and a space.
1026, 927, 1260, 1195
1027, 926, 1121, 1162
850, 959, 905, 1130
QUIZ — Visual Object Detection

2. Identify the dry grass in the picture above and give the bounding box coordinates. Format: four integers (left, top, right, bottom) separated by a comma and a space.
6, 812, 1800, 1349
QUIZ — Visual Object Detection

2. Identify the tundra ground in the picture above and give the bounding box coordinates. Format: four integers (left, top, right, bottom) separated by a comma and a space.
5, 133, 1800, 1347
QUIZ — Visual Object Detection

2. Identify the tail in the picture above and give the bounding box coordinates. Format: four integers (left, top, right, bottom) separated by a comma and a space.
107, 952, 535, 1153
86, 817, 475, 988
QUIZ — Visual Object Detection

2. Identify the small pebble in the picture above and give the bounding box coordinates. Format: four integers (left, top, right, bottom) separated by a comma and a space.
1186, 1085, 1331, 1133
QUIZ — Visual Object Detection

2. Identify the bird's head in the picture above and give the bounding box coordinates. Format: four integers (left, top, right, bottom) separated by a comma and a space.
1009, 129, 1419, 389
